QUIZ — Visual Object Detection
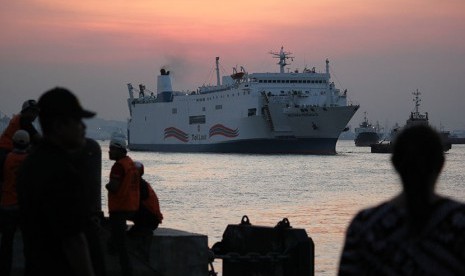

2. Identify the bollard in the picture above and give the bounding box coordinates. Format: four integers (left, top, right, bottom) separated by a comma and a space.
212, 216, 314, 276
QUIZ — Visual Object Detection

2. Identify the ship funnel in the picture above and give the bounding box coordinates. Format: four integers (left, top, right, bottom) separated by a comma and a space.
157, 69, 173, 102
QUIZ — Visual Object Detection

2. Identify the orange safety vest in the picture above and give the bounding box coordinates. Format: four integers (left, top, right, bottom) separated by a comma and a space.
0, 114, 21, 151
108, 156, 140, 212
142, 180, 163, 222
1, 150, 28, 206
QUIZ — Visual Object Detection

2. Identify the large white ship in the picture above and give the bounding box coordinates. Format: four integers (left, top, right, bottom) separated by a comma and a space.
126, 47, 359, 154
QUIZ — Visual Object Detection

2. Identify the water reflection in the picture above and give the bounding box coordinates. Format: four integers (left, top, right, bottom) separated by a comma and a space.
98, 141, 465, 275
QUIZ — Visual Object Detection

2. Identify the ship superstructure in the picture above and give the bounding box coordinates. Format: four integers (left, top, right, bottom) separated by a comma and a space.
126, 47, 359, 154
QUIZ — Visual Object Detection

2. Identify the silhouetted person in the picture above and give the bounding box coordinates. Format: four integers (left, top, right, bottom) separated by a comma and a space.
339, 125, 465, 275
126, 161, 163, 261
106, 134, 140, 276
128, 161, 163, 236
0, 130, 30, 276
75, 137, 107, 276
0, 100, 41, 178
17, 87, 97, 276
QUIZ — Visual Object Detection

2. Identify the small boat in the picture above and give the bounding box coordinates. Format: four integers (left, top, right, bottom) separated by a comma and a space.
448, 135, 465, 144
354, 111, 380, 147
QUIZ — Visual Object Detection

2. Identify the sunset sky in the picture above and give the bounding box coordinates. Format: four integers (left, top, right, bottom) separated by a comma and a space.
1, 0, 465, 130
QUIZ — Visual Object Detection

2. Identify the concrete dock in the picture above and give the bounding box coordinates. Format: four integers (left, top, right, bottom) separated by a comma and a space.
9, 227, 210, 276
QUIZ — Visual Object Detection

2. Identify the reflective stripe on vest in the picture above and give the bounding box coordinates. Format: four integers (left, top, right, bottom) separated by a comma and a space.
108, 156, 140, 212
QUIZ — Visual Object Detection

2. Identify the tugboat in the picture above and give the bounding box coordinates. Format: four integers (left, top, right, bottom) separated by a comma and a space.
371, 89, 451, 153
354, 111, 380, 147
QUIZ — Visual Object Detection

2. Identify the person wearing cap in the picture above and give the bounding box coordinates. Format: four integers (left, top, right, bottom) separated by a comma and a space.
0, 100, 41, 177
106, 134, 140, 276
0, 130, 30, 276
0, 99, 41, 153
17, 87, 98, 276
125, 161, 163, 260
130, 161, 163, 235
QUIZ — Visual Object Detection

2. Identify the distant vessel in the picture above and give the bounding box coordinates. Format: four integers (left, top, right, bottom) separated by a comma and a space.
448, 135, 465, 144
354, 112, 380, 147
371, 89, 451, 153
126, 47, 359, 154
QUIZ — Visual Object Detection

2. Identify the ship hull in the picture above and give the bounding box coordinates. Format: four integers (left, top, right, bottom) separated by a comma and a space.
354, 132, 379, 147
127, 103, 358, 155
128, 137, 339, 155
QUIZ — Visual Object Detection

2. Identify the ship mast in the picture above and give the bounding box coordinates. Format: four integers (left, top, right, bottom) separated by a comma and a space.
270, 47, 294, 73
215, 57, 221, 86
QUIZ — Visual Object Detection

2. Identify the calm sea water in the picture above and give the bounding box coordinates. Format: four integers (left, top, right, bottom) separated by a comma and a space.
99, 140, 465, 275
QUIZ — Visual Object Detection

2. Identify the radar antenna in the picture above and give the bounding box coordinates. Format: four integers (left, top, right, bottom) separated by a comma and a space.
412, 89, 421, 114
269, 46, 294, 73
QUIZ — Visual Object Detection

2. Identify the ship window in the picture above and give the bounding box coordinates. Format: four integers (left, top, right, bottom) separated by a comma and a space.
298, 80, 302, 83
189, 115, 206, 124
248, 108, 257, 116
272, 80, 276, 83
259, 80, 263, 83
215, 105, 222, 110
172, 108, 177, 114
202, 107, 206, 111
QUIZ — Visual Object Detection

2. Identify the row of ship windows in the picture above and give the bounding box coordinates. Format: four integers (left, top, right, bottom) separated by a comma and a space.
258, 79, 327, 84
172, 105, 223, 114
174, 107, 258, 120
186, 108, 258, 125
195, 91, 250, 102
